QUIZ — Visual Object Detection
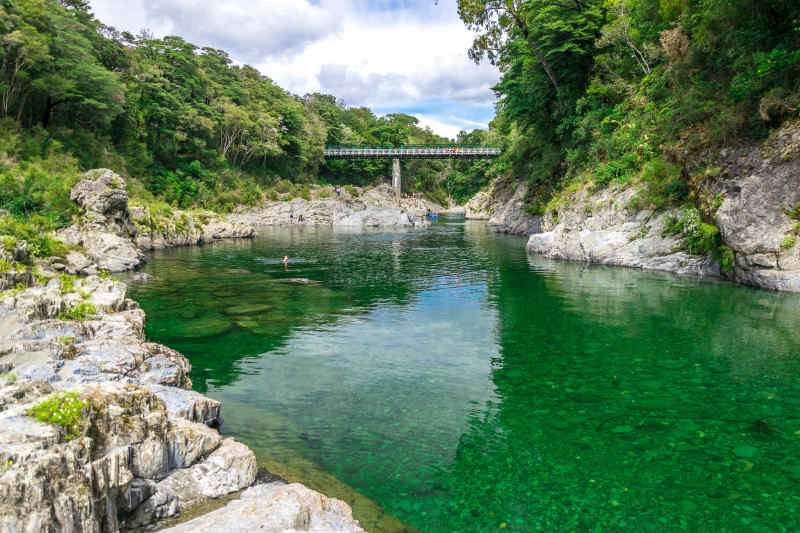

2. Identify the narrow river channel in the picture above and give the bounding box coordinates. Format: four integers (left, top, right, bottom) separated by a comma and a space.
127, 216, 800, 532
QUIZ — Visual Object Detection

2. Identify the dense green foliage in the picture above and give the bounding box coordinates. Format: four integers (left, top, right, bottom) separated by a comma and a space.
459, 0, 800, 204
0, 0, 479, 227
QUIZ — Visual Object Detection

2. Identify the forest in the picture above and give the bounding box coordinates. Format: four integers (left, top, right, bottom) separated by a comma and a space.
0, 0, 798, 253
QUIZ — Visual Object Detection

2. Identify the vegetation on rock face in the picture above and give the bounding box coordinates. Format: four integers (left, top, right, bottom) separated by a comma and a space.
58, 301, 97, 322
28, 391, 88, 441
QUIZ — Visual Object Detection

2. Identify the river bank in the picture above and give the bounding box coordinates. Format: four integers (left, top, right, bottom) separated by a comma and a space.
465, 119, 800, 293
0, 172, 372, 531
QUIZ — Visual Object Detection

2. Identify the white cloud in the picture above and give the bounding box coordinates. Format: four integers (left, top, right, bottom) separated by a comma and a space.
88, 0, 499, 137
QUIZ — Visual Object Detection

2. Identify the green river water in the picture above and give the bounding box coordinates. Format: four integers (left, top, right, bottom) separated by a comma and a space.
126, 217, 800, 532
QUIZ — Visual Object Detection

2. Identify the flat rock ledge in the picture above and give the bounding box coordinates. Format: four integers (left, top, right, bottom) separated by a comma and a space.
0, 275, 363, 532
160, 482, 365, 533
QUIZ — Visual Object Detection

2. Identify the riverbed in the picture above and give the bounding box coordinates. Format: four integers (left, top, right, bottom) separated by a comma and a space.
128, 217, 800, 532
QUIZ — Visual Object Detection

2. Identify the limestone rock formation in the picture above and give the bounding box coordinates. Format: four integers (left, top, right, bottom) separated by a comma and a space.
526, 185, 719, 276
0, 277, 262, 532
55, 169, 256, 273
465, 179, 541, 236
58, 169, 144, 272
159, 482, 365, 533
334, 206, 414, 229
700, 119, 800, 291
237, 184, 439, 228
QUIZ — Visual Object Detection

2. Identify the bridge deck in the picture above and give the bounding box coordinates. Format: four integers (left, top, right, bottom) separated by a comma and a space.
324, 146, 501, 159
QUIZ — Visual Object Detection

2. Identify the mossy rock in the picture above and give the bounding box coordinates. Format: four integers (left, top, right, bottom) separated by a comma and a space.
224, 304, 274, 316
168, 314, 232, 339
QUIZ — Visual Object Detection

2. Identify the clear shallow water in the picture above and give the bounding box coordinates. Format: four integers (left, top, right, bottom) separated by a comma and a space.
127, 218, 800, 532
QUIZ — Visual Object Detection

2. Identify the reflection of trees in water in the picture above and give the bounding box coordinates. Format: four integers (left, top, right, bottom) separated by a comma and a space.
439, 253, 800, 531
128, 225, 498, 392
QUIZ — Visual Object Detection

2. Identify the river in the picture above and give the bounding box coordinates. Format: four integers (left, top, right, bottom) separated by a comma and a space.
127, 216, 800, 532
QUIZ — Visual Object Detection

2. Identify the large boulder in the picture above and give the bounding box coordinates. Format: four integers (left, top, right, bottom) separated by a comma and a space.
70, 168, 129, 219
159, 482, 365, 533
59, 169, 145, 272
81, 229, 143, 272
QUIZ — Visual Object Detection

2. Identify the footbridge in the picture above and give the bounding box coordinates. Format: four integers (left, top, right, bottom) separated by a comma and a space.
324, 145, 501, 200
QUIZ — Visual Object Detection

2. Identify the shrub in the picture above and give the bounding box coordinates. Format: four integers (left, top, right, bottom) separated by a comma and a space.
344, 185, 359, 197
782, 235, 797, 251
27, 391, 87, 441
58, 302, 97, 322
664, 206, 735, 271
59, 273, 76, 295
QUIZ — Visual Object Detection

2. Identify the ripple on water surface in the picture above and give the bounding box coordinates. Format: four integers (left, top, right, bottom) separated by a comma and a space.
127, 219, 800, 532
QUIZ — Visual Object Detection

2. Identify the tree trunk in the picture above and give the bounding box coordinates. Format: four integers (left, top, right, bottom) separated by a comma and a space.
528, 41, 561, 91
506, 4, 561, 92
16, 92, 27, 123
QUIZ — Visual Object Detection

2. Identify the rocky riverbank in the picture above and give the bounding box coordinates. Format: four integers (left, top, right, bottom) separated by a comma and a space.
234, 184, 442, 230
0, 172, 375, 531
0, 272, 365, 532
465, 119, 800, 293
47, 172, 439, 277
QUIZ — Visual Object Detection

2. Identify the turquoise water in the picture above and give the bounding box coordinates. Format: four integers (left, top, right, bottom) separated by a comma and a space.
127, 218, 800, 532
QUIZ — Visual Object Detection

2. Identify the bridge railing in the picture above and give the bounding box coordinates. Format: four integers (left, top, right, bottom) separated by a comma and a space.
323, 145, 501, 159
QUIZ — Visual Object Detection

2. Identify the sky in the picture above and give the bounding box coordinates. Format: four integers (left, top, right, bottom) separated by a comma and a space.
88, 0, 501, 139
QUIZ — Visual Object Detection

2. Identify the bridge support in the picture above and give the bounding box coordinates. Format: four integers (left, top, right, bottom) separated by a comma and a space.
392, 158, 401, 201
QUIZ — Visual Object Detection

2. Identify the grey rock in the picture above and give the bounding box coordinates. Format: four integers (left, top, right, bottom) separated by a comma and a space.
526, 184, 720, 277
12, 240, 29, 264
130, 438, 254, 526
158, 482, 365, 533
65, 250, 94, 275
465, 179, 541, 236
147, 384, 221, 425
70, 168, 129, 217
334, 206, 414, 229
82, 229, 144, 272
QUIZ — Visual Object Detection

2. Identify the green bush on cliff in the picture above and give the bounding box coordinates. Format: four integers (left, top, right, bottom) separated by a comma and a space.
28, 391, 88, 442
58, 302, 97, 322
665, 207, 735, 271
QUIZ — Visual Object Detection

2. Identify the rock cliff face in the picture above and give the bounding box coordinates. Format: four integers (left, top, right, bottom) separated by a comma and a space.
698, 120, 800, 291
465, 178, 541, 236
467, 120, 800, 292
0, 273, 364, 532
526, 185, 720, 277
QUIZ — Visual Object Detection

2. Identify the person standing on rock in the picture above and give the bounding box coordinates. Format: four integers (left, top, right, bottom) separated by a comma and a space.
335, 186, 341, 199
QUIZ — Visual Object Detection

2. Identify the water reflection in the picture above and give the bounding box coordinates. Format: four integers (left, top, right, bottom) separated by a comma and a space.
129, 219, 800, 532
